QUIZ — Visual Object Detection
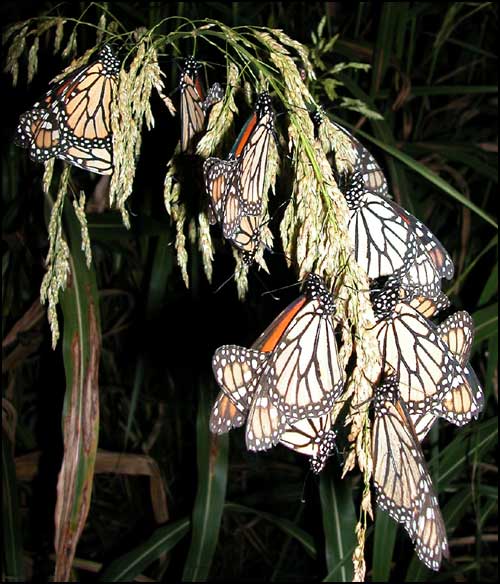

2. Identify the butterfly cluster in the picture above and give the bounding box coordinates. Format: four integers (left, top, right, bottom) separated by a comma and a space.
14, 49, 484, 573
209, 109, 484, 572
317, 112, 484, 571
210, 272, 344, 473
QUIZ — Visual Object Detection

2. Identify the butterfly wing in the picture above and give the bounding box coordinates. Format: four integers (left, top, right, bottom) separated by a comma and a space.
410, 311, 483, 440
15, 45, 119, 175
201, 82, 224, 111
346, 173, 418, 278
407, 294, 450, 319
245, 388, 287, 451
329, 119, 390, 199
358, 146, 389, 199
280, 413, 336, 473
210, 391, 247, 434
230, 214, 262, 264
436, 311, 475, 364
204, 157, 240, 227
236, 92, 275, 216
212, 345, 268, 409
262, 276, 345, 419
15, 106, 65, 161
396, 247, 449, 304
373, 379, 449, 571
398, 208, 454, 280
179, 58, 205, 153
375, 303, 482, 427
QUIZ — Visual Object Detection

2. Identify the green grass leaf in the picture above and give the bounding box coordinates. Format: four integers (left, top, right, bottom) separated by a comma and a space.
225, 502, 317, 558
182, 384, 229, 581
371, 509, 397, 582
354, 130, 498, 228
433, 418, 498, 491
53, 201, 102, 581
2, 427, 24, 582
99, 518, 190, 581
472, 304, 498, 345
320, 473, 357, 582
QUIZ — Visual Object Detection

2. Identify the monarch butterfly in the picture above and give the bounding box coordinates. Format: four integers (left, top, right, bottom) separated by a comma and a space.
371, 288, 481, 427
313, 111, 389, 200
343, 168, 454, 286
410, 311, 483, 441
315, 113, 454, 284
372, 377, 449, 571
15, 45, 119, 175
211, 273, 345, 451
179, 56, 223, 153
204, 92, 275, 263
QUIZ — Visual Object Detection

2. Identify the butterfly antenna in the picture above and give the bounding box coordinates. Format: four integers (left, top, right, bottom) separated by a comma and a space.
249, 267, 282, 300
214, 270, 236, 294
261, 280, 302, 299
300, 467, 313, 504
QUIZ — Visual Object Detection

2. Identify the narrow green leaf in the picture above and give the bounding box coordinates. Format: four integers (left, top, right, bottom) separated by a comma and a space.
224, 502, 316, 558
371, 509, 397, 582
319, 473, 356, 582
371, 3, 398, 97
479, 264, 498, 306
145, 231, 174, 321
2, 427, 24, 582
404, 143, 498, 184
54, 200, 102, 581
479, 497, 498, 527
484, 334, 498, 399
354, 130, 498, 228
99, 518, 190, 581
446, 236, 497, 297
472, 304, 498, 345
182, 384, 228, 581
376, 84, 498, 97
330, 77, 495, 222
433, 418, 498, 491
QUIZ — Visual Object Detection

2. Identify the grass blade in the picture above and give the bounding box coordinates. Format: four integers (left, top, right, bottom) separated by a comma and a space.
433, 418, 498, 491
53, 203, 102, 581
472, 304, 498, 345
224, 502, 317, 558
2, 425, 24, 582
182, 383, 229, 581
99, 518, 190, 581
371, 509, 397, 582
354, 129, 498, 228
319, 472, 356, 582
